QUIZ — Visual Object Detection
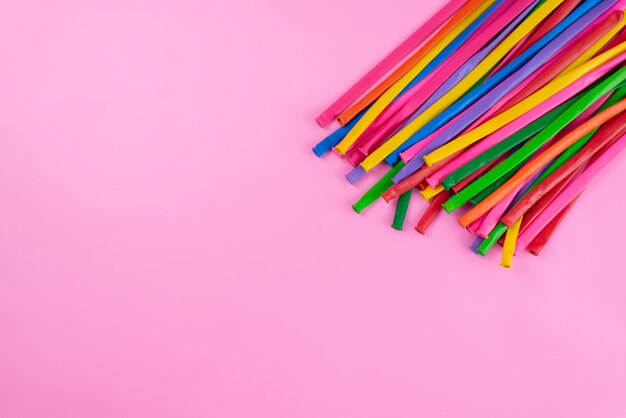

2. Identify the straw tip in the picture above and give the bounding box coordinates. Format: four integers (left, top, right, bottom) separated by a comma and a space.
352, 204, 363, 214
391, 224, 403, 231
415, 226, 426, 235
500, 263, 512, 269
382, 191, 397, 202
315, 116, 331, 128
346, 166, 366, 184
312, 146, 325, 158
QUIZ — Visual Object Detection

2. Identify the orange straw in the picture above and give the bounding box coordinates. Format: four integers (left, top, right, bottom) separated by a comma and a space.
337, 0, 494, 126
458, 96, 626, 227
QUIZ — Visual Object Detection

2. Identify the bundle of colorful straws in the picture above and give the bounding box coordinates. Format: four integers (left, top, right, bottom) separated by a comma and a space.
313, 0, 626, 267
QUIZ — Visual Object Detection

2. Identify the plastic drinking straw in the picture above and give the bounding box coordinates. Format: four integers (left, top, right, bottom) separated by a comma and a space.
476, 222, 509, 255
420, 185, 445, 201
493, 0, 582, 74
412, 0, 617, 161
417, 180, 429, 191
396, 0, 541, 164
342, 0, 505, 163
518, 169, 580, 231
501, 107, 626, 225
473, 141, 553, 237
423, 39, 626, 168
334, 0, 498, 155
526, 197, 579, 254
450, 153, 508, 193
439, 97, 576, 189
516, 130, 626, 250
313, 111, 366, 157
382, 156, 454, 201
466, 86, 618, 213
352, 163, 405, 213
470, 237, 485, 253
333, 0, 490, 126
358, 0, 537, 162
456, 94, 626, 228
476, 182, 525, 238
392, 190, 413, 230
519, 131, 615, 233
424, 12, 624, 185
416, 190, 452, 234
500, 83, 626, 215
501, 217, 523, 267
442, 86, 602, 192
350, 0, 565, 168
315, 0, 468, 127
561, 11, 626, 72
449, 77, 626, 214
380, 0, 610, 170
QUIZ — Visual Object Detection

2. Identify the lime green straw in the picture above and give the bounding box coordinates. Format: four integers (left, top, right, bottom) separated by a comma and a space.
443, 65, 626, 213
441, 96, 579, 190
474, 82, 626, 256
353, 162, 405, 213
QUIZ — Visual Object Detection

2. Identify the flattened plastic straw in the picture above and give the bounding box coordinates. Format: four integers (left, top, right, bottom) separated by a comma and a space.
313, 111, 365, 157
457, 95, 626, 228
494, 0, 582, 73
352, 163, 405, 213
526, 197, 579, 254
362, 0, 538, 164
450, 153, 507, 193
355, 0, 566, 170
385, 0, 611, 168
501, 217, 522, 267
425, 11, 623, 185
519, 170, 580, 232
440, 98, 575, 190
424, 37, 626, 168
382, 156, 454, 201
392, 0, 615, 176
397, 0, 540, 163
516, 130, 626, 250
346, 0, 505, 159
416, 190, 451, 234
501, 108, 626, 225
316, 0, 467, 127
335, 0, 488, 126
420, 185, 445, 201
476, 222, 509, 255
392, 190, 413, 230
334, 0, 498, 155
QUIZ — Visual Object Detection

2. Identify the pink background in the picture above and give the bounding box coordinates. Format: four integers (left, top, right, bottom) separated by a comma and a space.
1, 0, 626, 416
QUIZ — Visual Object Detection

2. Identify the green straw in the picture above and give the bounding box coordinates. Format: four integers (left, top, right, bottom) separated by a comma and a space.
353, 162, 405, 213
528, 82, 626, 189
391, 190, 412, 230
476, 222, 508, 256
443, 65, 626, 213
473, 82, 626, 256
441, 95, 580, 190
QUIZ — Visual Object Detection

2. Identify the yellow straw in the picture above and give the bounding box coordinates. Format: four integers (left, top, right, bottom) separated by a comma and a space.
501, 217, 522, 268
420, 184, 445, 201
423, 39, 626, 165
334, 0, 497, 155
561, 14, 626, 74
359, 0, 565, 171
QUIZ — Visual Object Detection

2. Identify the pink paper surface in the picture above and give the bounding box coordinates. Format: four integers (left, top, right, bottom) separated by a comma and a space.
1, 1, 626, 417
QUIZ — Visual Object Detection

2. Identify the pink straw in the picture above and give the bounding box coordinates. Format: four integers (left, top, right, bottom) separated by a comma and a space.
516, 131, 626, 250
417, 47, 626, 189
315, 0, 467, 127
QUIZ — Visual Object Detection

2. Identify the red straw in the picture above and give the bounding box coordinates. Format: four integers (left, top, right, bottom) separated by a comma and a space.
416, 190, 452, 234
316, 0, 468, 127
